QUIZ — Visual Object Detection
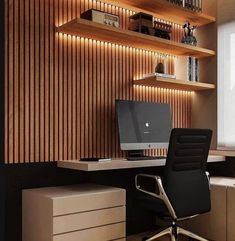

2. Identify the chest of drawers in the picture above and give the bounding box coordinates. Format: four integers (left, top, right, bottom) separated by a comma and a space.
22, 184, 126, 241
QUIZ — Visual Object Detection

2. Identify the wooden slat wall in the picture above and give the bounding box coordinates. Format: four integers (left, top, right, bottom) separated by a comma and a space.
4, 0, 191, 164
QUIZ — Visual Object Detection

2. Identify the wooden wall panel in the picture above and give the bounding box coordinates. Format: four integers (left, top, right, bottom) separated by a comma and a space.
4, 0, 191, 164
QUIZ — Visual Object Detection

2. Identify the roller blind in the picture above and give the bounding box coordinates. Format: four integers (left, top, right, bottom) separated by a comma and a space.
218, 21, 235, 148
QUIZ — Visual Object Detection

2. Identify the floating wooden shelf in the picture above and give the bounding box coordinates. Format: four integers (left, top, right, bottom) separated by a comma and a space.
134, 76, 216, 91
57, 18, 215, 58
102, 0, 216, 26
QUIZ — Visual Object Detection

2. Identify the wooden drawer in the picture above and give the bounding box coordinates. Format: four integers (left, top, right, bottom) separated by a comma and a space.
53, 206, 126, 234
52, 185, 126, 216
186, 184, 227, 241
53, 222, 126, 241
23, 184, 126, 241
227, 186, 235, 241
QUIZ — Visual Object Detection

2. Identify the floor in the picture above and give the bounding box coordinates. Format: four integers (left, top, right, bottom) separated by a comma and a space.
127, 231, 189, 241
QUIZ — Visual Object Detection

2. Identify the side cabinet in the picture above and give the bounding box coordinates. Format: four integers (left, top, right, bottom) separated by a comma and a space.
186, 177, 235, 241
22, 184, 126, 241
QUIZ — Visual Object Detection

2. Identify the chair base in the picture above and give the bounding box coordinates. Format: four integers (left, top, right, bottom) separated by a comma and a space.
144, 222, 208, 241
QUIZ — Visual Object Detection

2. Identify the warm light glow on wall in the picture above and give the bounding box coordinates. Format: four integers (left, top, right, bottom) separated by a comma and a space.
133, 85, 193, 95
4, 0, 193, 163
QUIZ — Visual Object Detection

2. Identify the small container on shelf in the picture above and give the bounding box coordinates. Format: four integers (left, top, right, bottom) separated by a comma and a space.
154, 21, 172, 40
128, 12, 155, 36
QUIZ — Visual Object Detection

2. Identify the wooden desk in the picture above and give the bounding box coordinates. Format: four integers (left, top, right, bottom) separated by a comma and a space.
57, 155, 225, 172
210, 150, 235, 157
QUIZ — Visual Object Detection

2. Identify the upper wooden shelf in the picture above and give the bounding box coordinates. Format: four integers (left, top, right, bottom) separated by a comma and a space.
134, 76, 216, 91
57, 19, 215, 58
102, 0, 216, 26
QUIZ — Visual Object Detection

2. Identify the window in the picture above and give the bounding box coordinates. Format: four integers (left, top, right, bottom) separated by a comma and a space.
218, 21, 235, 148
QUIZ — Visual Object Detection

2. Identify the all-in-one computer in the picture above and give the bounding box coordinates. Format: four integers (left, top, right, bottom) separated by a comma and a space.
116, 100, 172, 160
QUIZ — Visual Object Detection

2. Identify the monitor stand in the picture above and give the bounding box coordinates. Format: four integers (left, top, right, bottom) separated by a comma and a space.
127, 150, 145, 158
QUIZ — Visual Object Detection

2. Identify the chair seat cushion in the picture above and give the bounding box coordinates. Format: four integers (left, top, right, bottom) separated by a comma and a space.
136, 194, 169, 217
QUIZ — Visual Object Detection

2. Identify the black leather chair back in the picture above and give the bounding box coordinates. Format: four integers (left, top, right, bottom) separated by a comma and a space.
163, 128, 212, 218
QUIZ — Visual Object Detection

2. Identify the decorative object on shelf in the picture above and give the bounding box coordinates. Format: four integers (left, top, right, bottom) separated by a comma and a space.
81, 9, 120, 28
149, 56, 176, 79
181, 22, 197, 46
128, 12, 155, 36
187, 57, 199, 82
154, 21, 172, 40
155, 62, 165, 74
167, 0, 202, 12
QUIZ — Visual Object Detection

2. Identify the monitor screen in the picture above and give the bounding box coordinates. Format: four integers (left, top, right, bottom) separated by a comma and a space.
116, 100, 172, 150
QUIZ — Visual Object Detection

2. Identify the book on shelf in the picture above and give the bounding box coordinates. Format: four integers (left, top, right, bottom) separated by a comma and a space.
187, 57, 199, 82
183, 0, 202, 12
167, 0, 202, 12
80, 157, 111, 162
143, 73, 176, 79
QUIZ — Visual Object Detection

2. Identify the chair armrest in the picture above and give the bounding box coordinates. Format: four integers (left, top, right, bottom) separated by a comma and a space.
135, 174, 177, 219
135, 174, 163, 198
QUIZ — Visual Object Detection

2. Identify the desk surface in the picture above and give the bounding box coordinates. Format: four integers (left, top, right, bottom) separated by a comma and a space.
210, 150, 235, 157
57, 155, 225, 172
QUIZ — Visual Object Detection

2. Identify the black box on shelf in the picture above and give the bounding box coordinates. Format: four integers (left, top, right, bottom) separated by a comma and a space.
128, 12, 155, 35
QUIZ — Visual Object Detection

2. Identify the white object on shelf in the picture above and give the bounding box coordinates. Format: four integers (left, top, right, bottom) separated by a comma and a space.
143, 72, 176, 79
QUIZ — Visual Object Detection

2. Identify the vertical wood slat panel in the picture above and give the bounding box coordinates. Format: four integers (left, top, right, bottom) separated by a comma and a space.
49, 0, 54, 161
24, 0, 30, 162
19, 0, 25, 163
5, 0, 192, 164
5, 0, 9, 163
35, 0, 40, 162
13, 0, 19, 163
29, 0, 35, 162
39, 0, 45, 161
54, 0, 59, 161
45, 0, 50, 162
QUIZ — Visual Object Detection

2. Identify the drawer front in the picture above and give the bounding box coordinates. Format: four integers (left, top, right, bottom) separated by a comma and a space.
186, 185, 227, 241
53, 190, 125, 216
227, 186, 235, 241
53, 206, 126, 234
53, 222, 126, 241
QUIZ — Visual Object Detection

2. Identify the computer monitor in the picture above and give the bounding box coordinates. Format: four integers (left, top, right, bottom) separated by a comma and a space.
116, 100, 172, 153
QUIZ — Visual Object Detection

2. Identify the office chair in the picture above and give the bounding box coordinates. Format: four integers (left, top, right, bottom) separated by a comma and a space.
135, 128, 212, 241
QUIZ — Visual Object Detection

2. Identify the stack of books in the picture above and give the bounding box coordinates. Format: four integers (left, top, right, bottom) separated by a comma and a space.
167, 0, 202, 12
187, 57, 199, 82
143, 73, 176, 79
